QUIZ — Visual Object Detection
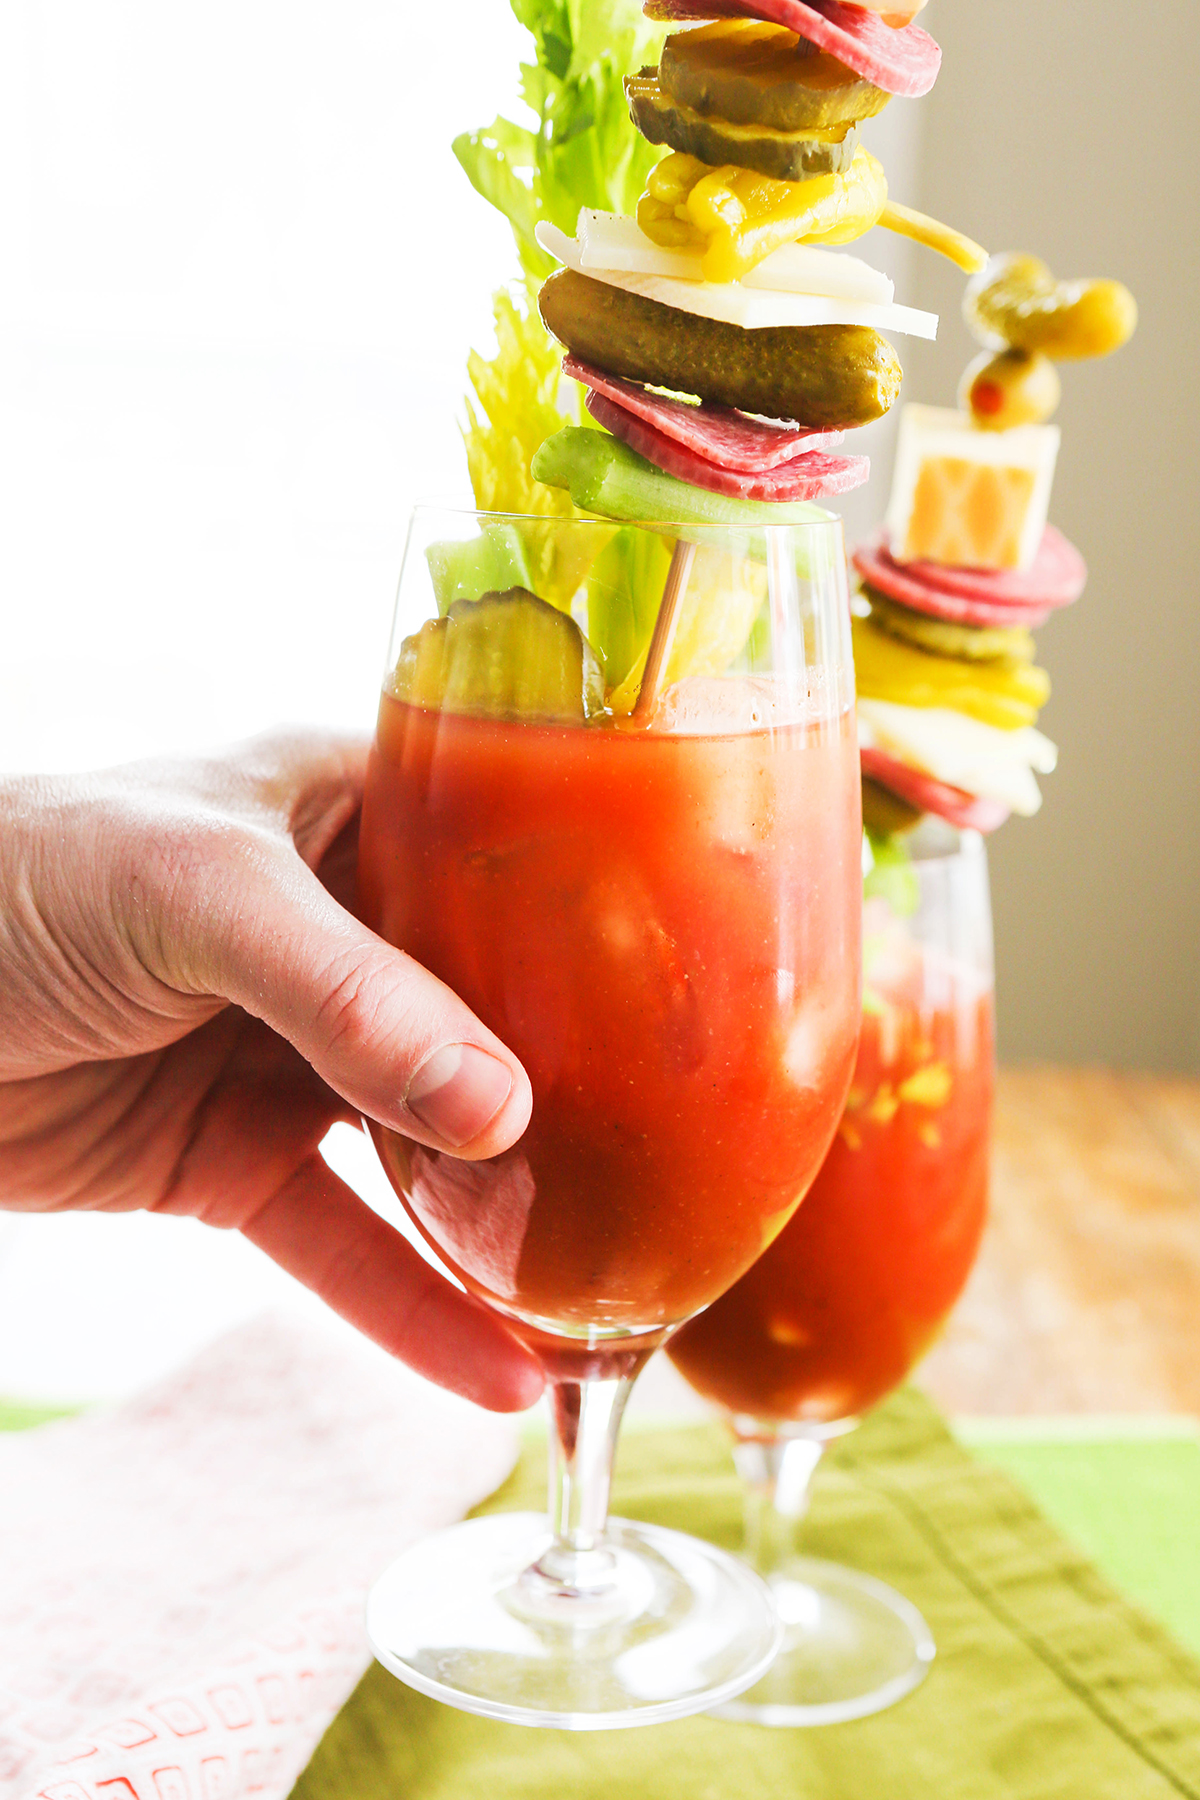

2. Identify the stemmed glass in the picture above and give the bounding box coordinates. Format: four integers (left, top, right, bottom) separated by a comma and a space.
668, 822, 994, 1724
356, 507, 863, 1728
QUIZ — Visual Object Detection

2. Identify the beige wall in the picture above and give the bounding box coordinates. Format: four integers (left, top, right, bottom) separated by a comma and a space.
889, 0, 1200, 1071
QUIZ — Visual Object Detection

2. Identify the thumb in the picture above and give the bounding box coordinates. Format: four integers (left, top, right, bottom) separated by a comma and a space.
187, 839, 532, 1161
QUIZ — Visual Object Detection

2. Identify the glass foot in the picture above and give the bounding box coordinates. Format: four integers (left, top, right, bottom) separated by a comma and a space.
709, 1555, 935, 1726
367, 1511, 783, 1731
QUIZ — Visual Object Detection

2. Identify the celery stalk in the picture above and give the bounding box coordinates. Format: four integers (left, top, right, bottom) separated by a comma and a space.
426, 524, 534, 615
531, 428, 831, 555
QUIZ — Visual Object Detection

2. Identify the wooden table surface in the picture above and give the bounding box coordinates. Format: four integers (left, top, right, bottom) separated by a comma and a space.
637, 1066, 1200, 1420
918, 1067, 1200, 1416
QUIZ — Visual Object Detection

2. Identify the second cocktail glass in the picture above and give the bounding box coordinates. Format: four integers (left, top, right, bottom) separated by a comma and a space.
668, 824, 995, 1724
357, 507, 862, 1728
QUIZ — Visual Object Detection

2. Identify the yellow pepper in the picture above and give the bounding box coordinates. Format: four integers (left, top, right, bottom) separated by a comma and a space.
638, 145, 888, 284
852, 615, 1050, 731
636, 147, 988, 283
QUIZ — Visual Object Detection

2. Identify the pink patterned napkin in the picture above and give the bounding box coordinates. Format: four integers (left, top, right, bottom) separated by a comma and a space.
0, 1312, 519, 1800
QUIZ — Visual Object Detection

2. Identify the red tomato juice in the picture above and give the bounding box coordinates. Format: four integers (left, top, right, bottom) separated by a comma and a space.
668, 942, 993, 1421
358, 686, 862, 1341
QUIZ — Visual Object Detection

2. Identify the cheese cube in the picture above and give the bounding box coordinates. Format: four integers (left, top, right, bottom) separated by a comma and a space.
885, 405, 1060, 572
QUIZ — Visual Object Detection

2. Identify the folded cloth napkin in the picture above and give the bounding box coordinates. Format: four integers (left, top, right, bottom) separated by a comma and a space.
297, 1387, 1200, 1800
0, 1311, 517, 1800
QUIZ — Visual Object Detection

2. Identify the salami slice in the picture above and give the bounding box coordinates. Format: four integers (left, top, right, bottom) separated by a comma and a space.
586, 388, 868, 500
853, 526, 1086, 627
855, 562, 1053, 629
861, 746, 1011, 834
889, 527, 1087, 607
563, 356, 845, 471
644, 0, 942, 99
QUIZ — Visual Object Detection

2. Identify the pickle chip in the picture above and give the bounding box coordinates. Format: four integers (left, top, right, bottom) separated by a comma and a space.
862, 775, 921, 836
626, 71, 856, 182
863, 587, 1037, 664
661, 19, 891, 132
539, 268, 902, 430
393, 589, 606, 723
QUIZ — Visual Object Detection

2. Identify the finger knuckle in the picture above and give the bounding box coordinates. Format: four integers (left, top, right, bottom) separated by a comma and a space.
312, 944, 426, 1067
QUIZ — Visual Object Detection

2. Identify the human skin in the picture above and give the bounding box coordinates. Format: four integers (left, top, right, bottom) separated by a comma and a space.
0, 729, 543, 1412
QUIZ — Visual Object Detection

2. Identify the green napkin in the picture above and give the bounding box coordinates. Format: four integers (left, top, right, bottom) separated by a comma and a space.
292, 1387, 1200, 1800
960, 1421, 1200, 1659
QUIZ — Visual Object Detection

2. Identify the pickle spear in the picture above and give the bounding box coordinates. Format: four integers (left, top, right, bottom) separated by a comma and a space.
540, 268, 901, 429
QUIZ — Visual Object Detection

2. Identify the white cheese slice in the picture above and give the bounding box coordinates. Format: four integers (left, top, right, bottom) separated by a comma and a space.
536, 222, 938, 340
858, 698, 1057, 817
575, 210, 895, 306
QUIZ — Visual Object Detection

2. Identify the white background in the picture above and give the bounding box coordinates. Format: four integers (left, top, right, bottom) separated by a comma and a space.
0, 1, 757, 1406
0, 0, 528, 1400
0, 0, 531, 779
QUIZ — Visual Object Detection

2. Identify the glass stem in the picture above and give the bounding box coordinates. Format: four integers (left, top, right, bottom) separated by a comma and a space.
532, 1373, 635, 1595
733, 1430, 829, 1582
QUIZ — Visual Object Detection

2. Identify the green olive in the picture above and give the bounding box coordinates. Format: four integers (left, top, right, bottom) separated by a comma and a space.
958, 347, 1062, 430
964, 251, 1137, 361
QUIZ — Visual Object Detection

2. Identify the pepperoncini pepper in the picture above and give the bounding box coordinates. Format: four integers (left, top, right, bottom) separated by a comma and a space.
638, 145, 888, 283
637, 147, 988, 284
851, 615, 1050, 731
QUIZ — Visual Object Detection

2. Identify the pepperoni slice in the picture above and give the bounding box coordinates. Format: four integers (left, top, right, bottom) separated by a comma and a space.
853, 527, 1087, 627
861, 746, 1011, 834
586, 388, 868, 500
563, 357, 845, 471
644, 0, 942, 99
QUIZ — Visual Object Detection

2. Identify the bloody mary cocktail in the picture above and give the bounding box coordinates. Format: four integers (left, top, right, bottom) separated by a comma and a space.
358, 683, 861, 1339
669, 883, 993, 1422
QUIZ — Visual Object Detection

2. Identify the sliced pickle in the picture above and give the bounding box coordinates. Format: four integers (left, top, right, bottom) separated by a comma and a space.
392, 589, 606, 723
660, 20, 891, 133
862, 776, 921, 836
863, 587, 1037, 664
626, 71, 856, 182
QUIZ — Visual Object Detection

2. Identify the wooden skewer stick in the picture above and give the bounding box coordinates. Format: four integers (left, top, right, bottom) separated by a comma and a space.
633, 538, 696, 724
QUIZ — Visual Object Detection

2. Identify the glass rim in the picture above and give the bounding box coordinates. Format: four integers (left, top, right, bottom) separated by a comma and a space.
408, 501, 846, 540
897, 818, 988, 866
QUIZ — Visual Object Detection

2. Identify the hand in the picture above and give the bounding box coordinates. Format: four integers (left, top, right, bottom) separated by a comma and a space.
0, 730, 543, 1412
